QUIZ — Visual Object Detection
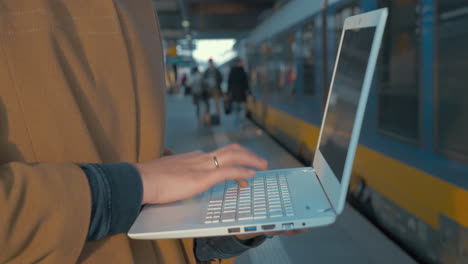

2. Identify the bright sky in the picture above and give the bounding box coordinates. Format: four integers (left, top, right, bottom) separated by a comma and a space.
192, 39, 236, 65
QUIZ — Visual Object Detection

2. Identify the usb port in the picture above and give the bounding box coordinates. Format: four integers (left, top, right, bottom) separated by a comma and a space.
228, 228, 240, 233
244, 226, 257, 232
261, 224, 275, 230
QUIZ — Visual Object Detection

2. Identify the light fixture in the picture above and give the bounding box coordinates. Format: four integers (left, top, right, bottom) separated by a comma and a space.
181, 20, 190, 28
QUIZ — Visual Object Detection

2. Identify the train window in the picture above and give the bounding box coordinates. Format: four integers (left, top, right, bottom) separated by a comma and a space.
269, 37, 282, 95
436, 0, 468, 161
302, 21, 315, 96
274, 30, 297, 97
247, 43, 263, 93
377, 0, 421, 143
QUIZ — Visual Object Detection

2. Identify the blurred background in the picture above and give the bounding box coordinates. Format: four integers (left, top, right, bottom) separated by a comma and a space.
155, 1, 468, 263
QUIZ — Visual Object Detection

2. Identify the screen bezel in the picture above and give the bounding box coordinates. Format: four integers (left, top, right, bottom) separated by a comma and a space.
312, 8, 388, 215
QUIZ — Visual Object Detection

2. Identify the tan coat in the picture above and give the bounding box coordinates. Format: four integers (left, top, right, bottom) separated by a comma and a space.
0, 1, 234, 263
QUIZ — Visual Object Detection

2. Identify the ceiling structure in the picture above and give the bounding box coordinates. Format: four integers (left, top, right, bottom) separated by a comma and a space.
153, 0, 288, 43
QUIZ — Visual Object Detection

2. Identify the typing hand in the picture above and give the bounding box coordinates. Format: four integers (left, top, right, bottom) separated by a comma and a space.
135, 144, 268, 205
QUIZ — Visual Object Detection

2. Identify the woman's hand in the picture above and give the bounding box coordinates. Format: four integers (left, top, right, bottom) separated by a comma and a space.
135, 144, 268, 205
235, 229, 310, 241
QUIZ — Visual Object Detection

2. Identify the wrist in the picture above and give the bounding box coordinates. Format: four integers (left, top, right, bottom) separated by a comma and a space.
134, 162, 150, 205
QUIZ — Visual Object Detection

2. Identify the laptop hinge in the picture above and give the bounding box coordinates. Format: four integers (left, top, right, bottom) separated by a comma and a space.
313, 171, 337, 215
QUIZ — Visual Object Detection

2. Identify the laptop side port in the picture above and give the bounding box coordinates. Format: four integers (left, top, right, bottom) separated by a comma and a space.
244, 226, 257, 232
282, 223, 294, 230
261, 224, 275, 230
228, 228, 241, 233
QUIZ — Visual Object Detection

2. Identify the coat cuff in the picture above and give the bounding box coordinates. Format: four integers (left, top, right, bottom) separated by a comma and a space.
80, 163, 143, 240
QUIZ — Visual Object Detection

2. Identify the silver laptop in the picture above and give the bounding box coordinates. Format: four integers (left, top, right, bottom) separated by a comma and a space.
128, 8, 388, 240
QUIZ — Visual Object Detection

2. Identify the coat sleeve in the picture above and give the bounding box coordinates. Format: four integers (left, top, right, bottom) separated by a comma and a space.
0, 162, 91, 263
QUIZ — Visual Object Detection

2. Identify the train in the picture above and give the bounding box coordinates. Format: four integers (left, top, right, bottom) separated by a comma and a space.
239, 0, 468, 263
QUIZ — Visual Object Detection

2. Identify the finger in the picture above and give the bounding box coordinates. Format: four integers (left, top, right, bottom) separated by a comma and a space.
209, 145, 268, 171
236, 179, 249, 188
284, 229, 310, 236
264, 231, 283, 236
218, 143, 244, 152
208, 167, 256, 185
264, 228, 309, 237
212, 149, 268, 171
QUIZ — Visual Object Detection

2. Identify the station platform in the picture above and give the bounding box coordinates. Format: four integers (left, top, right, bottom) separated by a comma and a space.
164, 95, 418, 264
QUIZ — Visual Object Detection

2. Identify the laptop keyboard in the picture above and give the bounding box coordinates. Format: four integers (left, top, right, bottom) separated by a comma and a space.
204, 173, 294, 224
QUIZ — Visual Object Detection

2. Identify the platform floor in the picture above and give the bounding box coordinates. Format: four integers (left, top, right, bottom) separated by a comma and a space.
165, 95, 417, 264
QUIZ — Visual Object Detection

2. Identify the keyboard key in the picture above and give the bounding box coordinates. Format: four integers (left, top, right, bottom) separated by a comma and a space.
270, 212, 283, 218
238, 216, 253, 221
269, 207, 282, 212
221, 212, 236, 222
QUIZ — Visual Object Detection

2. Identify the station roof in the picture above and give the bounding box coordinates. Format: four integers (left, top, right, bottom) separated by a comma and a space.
153, 0, 288, 41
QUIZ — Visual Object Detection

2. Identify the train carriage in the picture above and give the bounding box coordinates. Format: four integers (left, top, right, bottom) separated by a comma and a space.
243, 0, 468, 263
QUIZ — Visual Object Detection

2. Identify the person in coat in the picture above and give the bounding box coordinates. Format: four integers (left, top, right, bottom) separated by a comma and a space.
0, 1, 307, 264
227, 59, 250, 116
189, 66, 208, 123
202, 59, 223, 124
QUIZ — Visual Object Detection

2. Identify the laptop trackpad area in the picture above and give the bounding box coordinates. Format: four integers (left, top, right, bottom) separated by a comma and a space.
287, 168, 333, 218
130, 191, 209, 236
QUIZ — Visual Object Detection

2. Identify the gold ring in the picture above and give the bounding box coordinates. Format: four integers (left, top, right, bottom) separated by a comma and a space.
213, 156, 220, 168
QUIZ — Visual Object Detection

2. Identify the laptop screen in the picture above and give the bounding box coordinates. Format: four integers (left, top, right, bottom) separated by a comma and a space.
318, 26, 376, 182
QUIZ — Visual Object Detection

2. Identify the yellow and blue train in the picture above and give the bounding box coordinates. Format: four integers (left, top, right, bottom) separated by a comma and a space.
242, 0, 468, 263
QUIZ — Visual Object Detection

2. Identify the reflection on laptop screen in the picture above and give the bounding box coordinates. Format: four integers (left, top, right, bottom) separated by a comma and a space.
319, 27, 376, 182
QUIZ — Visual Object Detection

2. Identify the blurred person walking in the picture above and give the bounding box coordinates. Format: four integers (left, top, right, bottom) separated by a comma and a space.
189, 66, 208, 123
202, 59, 223, 125
180, 71, 190, 95
227, 59, 250, 117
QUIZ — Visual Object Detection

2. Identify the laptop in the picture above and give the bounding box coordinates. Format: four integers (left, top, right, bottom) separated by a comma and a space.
128, 8, 388, 240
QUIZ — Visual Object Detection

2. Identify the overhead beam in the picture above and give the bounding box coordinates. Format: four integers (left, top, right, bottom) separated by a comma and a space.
153, 0, 179, 12
192, 30, 249, 40
191, 13, 260, 31
189, 2, 272, 15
